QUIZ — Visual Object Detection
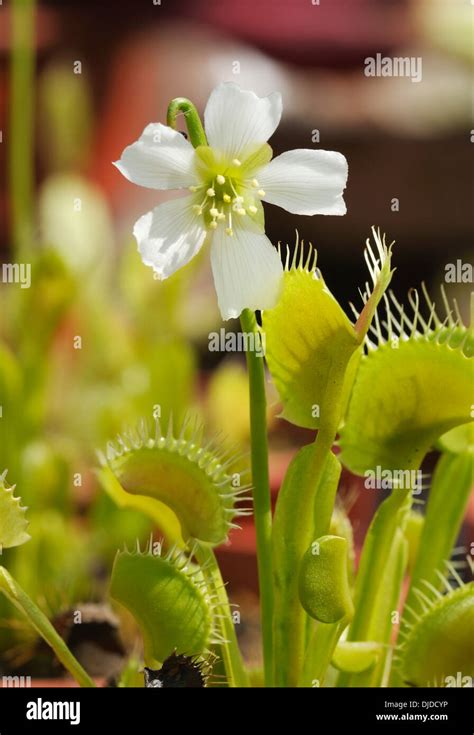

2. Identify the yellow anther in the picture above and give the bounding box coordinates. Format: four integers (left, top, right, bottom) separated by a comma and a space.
217, 212, 226, 221
189, 185, 199, 192
216, 174, 226, 185
225, 227, 234, 236
257, 189, 266, 197
192, 205, 202, 214
232, 158, 242, 167
237, 208, 246, 216
251, 179, 259, 188
209, 221, 218, 230
210, 207, 219, 217
248, 205, 258, 215
206, 187, 216, 197
223, 194, 231, 203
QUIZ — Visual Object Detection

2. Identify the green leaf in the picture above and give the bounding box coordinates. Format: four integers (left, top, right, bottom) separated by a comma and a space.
0, 472, 30, 550
438, 422, 474, 455
298, 535, 354, 624
332, 641, 382, 673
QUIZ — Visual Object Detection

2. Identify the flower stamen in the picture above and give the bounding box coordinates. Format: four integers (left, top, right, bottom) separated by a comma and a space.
226, 210, 234, 236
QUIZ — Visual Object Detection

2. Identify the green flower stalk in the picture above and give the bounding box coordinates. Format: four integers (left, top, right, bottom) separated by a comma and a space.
10, 0, 35, 258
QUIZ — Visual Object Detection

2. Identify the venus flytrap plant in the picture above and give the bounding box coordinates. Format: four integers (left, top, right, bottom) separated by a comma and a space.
114, 83, 348, 686
108, 80, 473, 690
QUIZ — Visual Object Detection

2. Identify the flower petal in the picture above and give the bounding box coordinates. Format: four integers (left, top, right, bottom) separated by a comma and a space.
258, 149, 348, 215
114, 123, 198, 190
210, 222, 283, 320
134, 196, 207, 279
204, 82, 282, 161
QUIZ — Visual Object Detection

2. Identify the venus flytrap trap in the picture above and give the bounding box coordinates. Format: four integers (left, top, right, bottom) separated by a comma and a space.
97, 417, 252, 547
110, 542, 217, 668
396, 573, 474, 687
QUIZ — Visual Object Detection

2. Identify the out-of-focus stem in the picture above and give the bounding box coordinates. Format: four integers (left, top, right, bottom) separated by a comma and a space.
10, 0, 36, 258
0, 567, 95, 687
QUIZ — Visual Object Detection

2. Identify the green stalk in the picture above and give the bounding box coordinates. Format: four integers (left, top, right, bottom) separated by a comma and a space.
300, 619, 345, 688
406, 451, 473, 605
10, 0, 35, 259
195, 545, 249, 687
166, 100, 256, 685
336, 487, 411, 687
240, 308, 274, 686
0, 567, 95, 687
167, 98, 207, 148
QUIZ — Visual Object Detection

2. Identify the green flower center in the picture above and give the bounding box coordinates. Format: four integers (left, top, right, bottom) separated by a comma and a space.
191, 144, 272, 236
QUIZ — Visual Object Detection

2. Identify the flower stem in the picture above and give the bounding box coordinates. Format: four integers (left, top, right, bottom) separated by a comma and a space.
167, 98, 207, 148
10, 0, 35, 259
240, 308, 274, 687
195, 545, 249, 687
0, 567, 95, 687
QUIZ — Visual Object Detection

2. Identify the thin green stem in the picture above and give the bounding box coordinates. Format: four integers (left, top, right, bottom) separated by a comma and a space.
0, 567, 95, 687
10, 0, 35, 259
195, 545, 249, 687
240, 308, 274, 687
167, 98, 207, 148
300, 619, 346, 688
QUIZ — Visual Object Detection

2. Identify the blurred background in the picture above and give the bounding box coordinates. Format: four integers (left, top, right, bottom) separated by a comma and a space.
0, 0, 472, 680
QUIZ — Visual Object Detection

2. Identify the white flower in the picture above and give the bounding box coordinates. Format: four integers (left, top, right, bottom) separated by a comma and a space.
114, 83, 348, 320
